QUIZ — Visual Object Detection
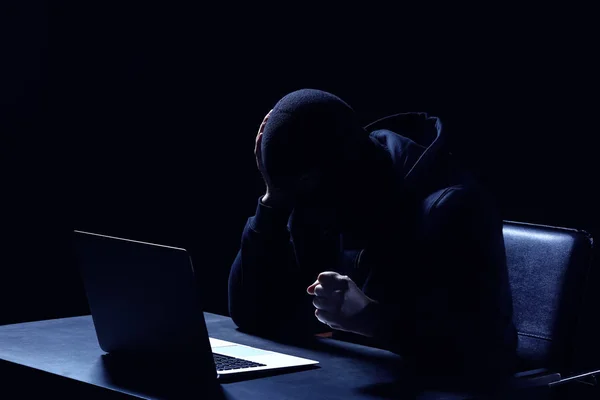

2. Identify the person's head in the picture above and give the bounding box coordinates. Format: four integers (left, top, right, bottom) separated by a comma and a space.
261, 89, 375, 207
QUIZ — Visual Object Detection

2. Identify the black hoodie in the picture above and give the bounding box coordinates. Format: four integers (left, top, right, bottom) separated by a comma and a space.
228, 110, 518, 381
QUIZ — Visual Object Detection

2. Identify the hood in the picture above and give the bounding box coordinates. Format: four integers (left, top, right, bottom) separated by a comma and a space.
364, 112, 447, 191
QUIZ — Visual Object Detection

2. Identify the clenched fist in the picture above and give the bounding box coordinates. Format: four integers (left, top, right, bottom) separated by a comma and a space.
307, 271, 377, 337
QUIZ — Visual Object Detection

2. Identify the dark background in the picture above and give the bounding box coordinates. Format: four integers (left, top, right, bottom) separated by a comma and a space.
2, 3, 598, 331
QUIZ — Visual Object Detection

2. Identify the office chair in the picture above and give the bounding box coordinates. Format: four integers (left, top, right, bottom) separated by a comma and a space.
499, 221, 598, 399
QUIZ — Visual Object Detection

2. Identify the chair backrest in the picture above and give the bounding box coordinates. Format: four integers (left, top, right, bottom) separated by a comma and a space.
503, 221, 594, 371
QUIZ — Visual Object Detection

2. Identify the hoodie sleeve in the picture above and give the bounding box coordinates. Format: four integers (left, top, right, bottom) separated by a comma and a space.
372, 185, 517, 377
228, 196, 332, 336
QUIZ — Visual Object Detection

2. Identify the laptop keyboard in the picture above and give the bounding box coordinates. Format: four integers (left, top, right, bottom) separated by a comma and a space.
213, 352, 266, 371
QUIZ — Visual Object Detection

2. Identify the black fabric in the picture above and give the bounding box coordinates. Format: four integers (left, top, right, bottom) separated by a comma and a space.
229, 90, 518, 382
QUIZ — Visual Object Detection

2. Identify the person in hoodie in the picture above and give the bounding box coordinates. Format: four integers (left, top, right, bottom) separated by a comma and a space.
228, 89, 518, 386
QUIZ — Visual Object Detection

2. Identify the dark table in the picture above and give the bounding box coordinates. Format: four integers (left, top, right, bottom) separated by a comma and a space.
0, 313, 496, 399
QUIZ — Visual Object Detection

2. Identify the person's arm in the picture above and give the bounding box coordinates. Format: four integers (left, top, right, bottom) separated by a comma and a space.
228, 195, 331, 337
369, 185, 517, 376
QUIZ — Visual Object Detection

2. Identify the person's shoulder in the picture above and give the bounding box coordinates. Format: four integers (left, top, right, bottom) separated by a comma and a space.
413, 183, 499, 242
424, 180, 494, 219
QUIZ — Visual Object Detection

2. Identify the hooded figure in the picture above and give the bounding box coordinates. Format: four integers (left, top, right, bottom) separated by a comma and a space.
228, 89, 518, 389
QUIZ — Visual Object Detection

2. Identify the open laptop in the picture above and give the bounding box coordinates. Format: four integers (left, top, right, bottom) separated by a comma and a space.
73, 230, 318, 380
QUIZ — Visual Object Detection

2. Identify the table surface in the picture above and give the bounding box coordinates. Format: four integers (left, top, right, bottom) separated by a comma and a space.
0, 313, 476, 400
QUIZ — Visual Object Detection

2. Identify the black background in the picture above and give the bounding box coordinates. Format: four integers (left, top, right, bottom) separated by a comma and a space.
2, 3, 599, 329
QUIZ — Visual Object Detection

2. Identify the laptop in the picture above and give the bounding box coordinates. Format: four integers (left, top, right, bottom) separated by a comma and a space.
73, 230, 318, 380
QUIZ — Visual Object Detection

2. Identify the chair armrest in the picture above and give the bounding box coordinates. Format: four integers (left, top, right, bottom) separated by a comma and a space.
511, 368, 562, 389
502, 367, 599, 400
514, 368, 551, 379
548, 368, 600, 388
509, 367, 600, 389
